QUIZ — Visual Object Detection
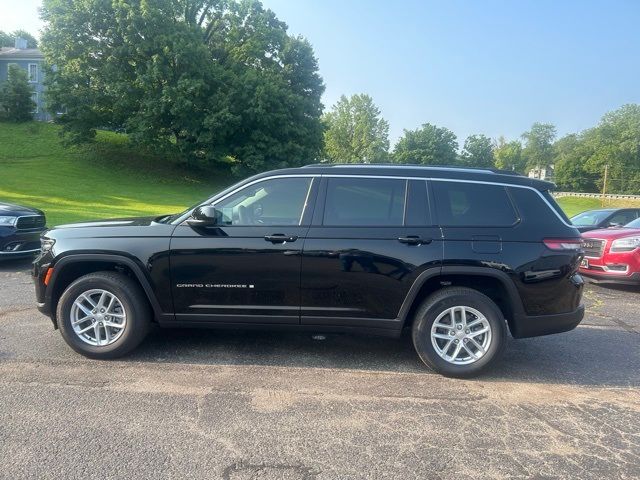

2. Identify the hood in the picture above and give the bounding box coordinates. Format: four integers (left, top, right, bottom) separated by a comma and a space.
581, 227, 640, 240
54, 216, 162, 229
0, 201, 44, 216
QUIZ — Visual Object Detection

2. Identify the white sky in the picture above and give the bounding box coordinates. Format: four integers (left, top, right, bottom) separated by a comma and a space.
0, 0, 44, 37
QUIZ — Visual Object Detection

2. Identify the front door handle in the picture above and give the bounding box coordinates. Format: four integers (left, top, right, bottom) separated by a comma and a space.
265, 234, 298, 244
398, 236, 431, 245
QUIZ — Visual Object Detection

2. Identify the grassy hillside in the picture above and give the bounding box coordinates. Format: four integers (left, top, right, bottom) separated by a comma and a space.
0, 122, 232, 226
556, 196, 640, 217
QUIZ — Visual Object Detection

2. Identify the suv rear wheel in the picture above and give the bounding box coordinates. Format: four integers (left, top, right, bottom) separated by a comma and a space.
56, 272, 151, 359
412, 287, 506, 378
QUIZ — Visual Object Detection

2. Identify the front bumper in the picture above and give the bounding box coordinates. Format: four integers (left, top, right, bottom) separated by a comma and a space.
0, 227, 44, 259
581, 270, 640, 285
510, 304, 585, 338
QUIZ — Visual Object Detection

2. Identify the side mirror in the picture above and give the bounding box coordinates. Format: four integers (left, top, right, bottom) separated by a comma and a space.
608, 221, 623, 228
187, 206, 222, 228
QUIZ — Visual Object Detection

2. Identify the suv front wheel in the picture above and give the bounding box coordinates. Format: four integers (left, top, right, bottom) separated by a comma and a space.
56, 271, 151, 359
412, 287, 506, 378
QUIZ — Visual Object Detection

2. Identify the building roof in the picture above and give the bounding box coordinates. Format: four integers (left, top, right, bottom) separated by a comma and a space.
0, 47, 44, 60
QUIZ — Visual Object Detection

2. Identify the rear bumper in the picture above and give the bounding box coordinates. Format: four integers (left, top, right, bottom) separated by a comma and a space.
510, 304, 585, 339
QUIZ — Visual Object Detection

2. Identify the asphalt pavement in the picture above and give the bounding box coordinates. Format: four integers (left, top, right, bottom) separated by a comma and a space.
0, 257, 638, 479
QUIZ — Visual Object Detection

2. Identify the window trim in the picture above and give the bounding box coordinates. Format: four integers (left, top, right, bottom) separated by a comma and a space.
321, 176, 408, 228
28, 63, 38, 83
174, 173, 573, 228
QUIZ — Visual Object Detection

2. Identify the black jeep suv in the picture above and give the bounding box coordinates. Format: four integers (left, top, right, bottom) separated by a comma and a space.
33, 165, 585, 377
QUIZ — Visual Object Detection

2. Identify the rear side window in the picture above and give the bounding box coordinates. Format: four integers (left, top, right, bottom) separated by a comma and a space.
433, 181, 518, 226
324, 177, 406, 226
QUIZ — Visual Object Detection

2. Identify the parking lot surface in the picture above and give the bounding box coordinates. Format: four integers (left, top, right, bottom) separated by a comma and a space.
0, 258, 638, 479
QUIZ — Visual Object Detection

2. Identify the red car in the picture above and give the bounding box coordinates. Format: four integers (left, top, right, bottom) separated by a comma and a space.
580, 217, 640, 284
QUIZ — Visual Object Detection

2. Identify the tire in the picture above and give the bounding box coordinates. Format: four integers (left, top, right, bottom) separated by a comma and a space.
56, 271, 151, 359
411, 287, 506, 378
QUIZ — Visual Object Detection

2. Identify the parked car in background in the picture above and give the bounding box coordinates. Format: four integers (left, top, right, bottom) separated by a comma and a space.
580, 217, 640, 284
570, 208, 640, 233
0, 202, 47, 259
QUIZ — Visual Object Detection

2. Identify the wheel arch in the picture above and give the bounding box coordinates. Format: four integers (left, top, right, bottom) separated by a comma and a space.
398, 266, 525, 334
47, 254, 163, 326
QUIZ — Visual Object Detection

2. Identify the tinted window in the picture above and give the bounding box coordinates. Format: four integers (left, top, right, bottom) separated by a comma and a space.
571, 210, 612, 227
215, 177, 312, 226
324, 177, 406, 226
433, 181, 517, 226
609, 210, 638, 226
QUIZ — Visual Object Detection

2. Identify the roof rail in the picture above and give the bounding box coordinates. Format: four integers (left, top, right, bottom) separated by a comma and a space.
301, 163, 523, 176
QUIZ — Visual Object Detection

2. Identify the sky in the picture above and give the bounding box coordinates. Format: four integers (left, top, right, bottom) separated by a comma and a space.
3, 0, 640, 146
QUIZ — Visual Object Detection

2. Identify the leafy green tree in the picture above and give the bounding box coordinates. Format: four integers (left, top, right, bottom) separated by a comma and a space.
0, 31, 11, 47
493, 137, 525, 172
580, 104, 640, 194
552, 134, 597, 192
460, 134, 494, 167
41, 0, 324, 174
323, 94, 390, 163
521, 122, 557, 173
392, 123, 458, 165
0, 65, 35, 122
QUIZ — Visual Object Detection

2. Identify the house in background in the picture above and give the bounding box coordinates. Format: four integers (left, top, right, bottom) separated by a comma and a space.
0, 37, 50, 121
528, 165, 554, 181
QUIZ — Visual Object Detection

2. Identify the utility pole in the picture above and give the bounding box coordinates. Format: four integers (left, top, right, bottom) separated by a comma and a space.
601, 164, 609, 207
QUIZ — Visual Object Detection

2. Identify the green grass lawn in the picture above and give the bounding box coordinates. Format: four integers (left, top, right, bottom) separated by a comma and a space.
0, 122, 233, 226
556, 196, 640, 217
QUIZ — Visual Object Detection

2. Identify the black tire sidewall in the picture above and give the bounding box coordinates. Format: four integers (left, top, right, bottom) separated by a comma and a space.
57, 274, 149, 358
413, 289, 506, 377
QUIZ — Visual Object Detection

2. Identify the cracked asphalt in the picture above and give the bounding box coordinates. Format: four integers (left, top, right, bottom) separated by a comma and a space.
0, 257, 639, 479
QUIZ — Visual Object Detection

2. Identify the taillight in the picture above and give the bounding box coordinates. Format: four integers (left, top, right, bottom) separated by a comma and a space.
543, 238, 583, 251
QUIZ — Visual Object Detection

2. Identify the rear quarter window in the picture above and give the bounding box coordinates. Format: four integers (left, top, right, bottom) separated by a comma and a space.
432, 181, 518, 227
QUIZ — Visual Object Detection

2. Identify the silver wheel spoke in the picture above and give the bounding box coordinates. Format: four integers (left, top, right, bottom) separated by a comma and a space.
72, 314, 92, 325
432, 332, 452, 340
469, 337, 485, 353
74, 301, 93, 317
93, 323, 101, 346
82, 294, 97, 309
466, 318, 483, 329
103, 320, 124, 329
469, 327, 489, 338
77, 323, 95, 334
462, 343, 477, 359
450, 342, 462, 360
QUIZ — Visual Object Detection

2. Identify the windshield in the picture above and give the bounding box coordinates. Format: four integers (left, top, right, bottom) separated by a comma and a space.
571, 210, 611, 226
624, 217, 640, 228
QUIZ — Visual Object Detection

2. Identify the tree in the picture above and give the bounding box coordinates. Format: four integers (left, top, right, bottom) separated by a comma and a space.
521, 122, 557, 174
40, 0, 324, 174
0, 64, 35, 122
552, 134, 597, 192
323, 94, 389, 163
460, 134, 494, 167
392, 123, 458, 165
0, 30, 38, 48
493, 137, 525, 172
0, 31, 11, 47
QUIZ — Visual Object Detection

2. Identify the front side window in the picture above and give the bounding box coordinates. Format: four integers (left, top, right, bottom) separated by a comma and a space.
323, 177, 406, 226
214, 177, 312, 226
28, 64, 38, 83
433, 181, 518, 226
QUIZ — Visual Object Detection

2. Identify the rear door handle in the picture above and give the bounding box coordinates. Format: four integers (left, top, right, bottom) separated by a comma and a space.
398, 236, 431, 245
265, 234, 298, 244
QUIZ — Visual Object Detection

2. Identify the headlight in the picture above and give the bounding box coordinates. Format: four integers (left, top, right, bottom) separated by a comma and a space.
41, 238, 56, 252
610, 236, 640, 252
0, 216, 17, 226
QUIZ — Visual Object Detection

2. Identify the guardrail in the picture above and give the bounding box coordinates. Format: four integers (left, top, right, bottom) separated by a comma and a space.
552, 192, 640, 200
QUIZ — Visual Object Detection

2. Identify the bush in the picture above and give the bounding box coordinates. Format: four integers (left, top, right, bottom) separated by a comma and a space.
0, 65, 35, 122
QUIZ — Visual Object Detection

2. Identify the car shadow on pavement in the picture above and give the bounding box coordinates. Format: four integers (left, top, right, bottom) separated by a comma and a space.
125, 324, 639, 388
